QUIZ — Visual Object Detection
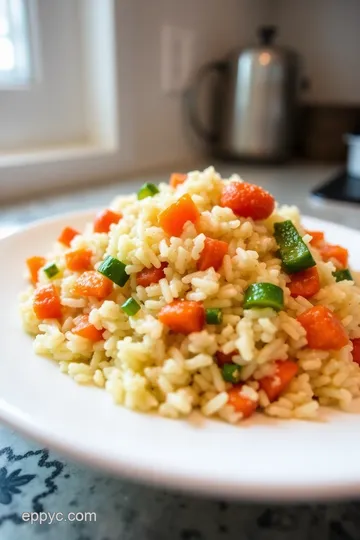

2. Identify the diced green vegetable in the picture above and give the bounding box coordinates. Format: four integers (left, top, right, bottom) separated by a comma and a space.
121, 297, 141, 316
137, 182, 160, 200
243, 282, 284, 311
274, 220, 316, 273
222, 363, 242, 383
205, 308, 223, 325
98, 255, 129, 287
333, 269, 353, 282
43, 262, 59, 279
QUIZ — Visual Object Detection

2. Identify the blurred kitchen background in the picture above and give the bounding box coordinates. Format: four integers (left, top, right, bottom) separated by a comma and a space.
1, 0, 360, 210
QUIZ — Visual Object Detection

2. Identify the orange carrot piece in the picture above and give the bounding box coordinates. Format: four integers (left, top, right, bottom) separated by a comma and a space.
197, 237, 228, 271
297, 305, 348, 350
170, 173, 187, 188
220, 182, 275, 220
259, 360, 299, 402
227, 386, 258, 418
93, 209, 122, 234
26, 256, 46, 285
65, 249, 93, 272
158, 300, 205, 334
136, 263, 167, 287
216, 350, 236, 366
58, 227, 80, 247
319, 244, 348, 269
33, 284, 62, 319
351, 339, 360, 365
306, 230, 325, 247
72, 271, 113, 299
158, 194, 200, 237
72, 314, 103, 342
288, 266, 320, 298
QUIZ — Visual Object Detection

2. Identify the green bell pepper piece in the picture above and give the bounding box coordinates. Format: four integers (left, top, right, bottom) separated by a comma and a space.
274, 220, 316, 273
243, 282, 284, 311
333, 269, 353, 282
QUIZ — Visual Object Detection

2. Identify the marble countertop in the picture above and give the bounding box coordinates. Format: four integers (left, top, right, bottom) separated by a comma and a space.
1, 161, 360, 540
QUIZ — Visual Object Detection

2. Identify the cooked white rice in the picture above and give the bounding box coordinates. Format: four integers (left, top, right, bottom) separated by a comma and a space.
19, 167, 360, 423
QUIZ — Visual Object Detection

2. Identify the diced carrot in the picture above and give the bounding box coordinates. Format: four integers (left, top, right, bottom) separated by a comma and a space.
297, 305, 348, 350
158, 300, 205, 334
227, 386, 258, 418
170, 173, 187, 188
72, 314, 103, 342
136, 263, 167, 287
72, 271, 113, 299
26, 256, 46, 285
319, 244, 348, 269
305, 230, 325, 248
351, 339, 360, 365
288, 266, 320, 298
216, 350, 236, 366
93, 209, 122, 234
58, 227, 80, 247
259, 360, 299, 402
33, 284, 62, 319
65, 249, 93, 272
220, 182, 275, 220
158, 194, 200, 237
197, 237, 228, 271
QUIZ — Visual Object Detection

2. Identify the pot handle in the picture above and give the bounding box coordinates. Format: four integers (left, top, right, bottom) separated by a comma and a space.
185, 61, 227, 144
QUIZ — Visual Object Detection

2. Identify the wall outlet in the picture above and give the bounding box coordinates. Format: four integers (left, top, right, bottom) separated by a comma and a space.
161, 25, 194, 95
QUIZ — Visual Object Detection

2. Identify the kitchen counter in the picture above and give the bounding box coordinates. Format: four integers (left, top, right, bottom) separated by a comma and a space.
1, 161, 360, 540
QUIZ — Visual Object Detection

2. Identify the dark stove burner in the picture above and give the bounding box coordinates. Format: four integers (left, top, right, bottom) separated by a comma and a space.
312, 170, 360, 204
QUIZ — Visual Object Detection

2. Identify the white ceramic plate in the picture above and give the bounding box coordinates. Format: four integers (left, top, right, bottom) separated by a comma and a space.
1, 210, 360, 502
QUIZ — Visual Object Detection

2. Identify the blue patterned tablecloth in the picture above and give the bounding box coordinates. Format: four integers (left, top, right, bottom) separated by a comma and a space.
1, 163, 360, 540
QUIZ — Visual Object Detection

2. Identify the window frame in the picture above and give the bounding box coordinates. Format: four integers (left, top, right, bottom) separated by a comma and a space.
0, 0, 34, 88
0, 0, 124, 201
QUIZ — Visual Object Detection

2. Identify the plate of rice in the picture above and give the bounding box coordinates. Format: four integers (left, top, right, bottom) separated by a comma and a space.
1, 167, 360, 500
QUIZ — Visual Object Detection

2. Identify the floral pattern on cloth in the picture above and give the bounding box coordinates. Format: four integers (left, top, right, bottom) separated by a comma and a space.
0, 444, 64, 526
0, 467, 36, 505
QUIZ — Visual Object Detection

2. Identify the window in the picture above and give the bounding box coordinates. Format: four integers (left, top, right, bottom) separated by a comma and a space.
0, 0, 123, 201
0, 0, 32, 87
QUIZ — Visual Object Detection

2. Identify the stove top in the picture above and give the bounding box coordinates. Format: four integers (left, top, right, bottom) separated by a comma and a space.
312, 171, 360, 204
